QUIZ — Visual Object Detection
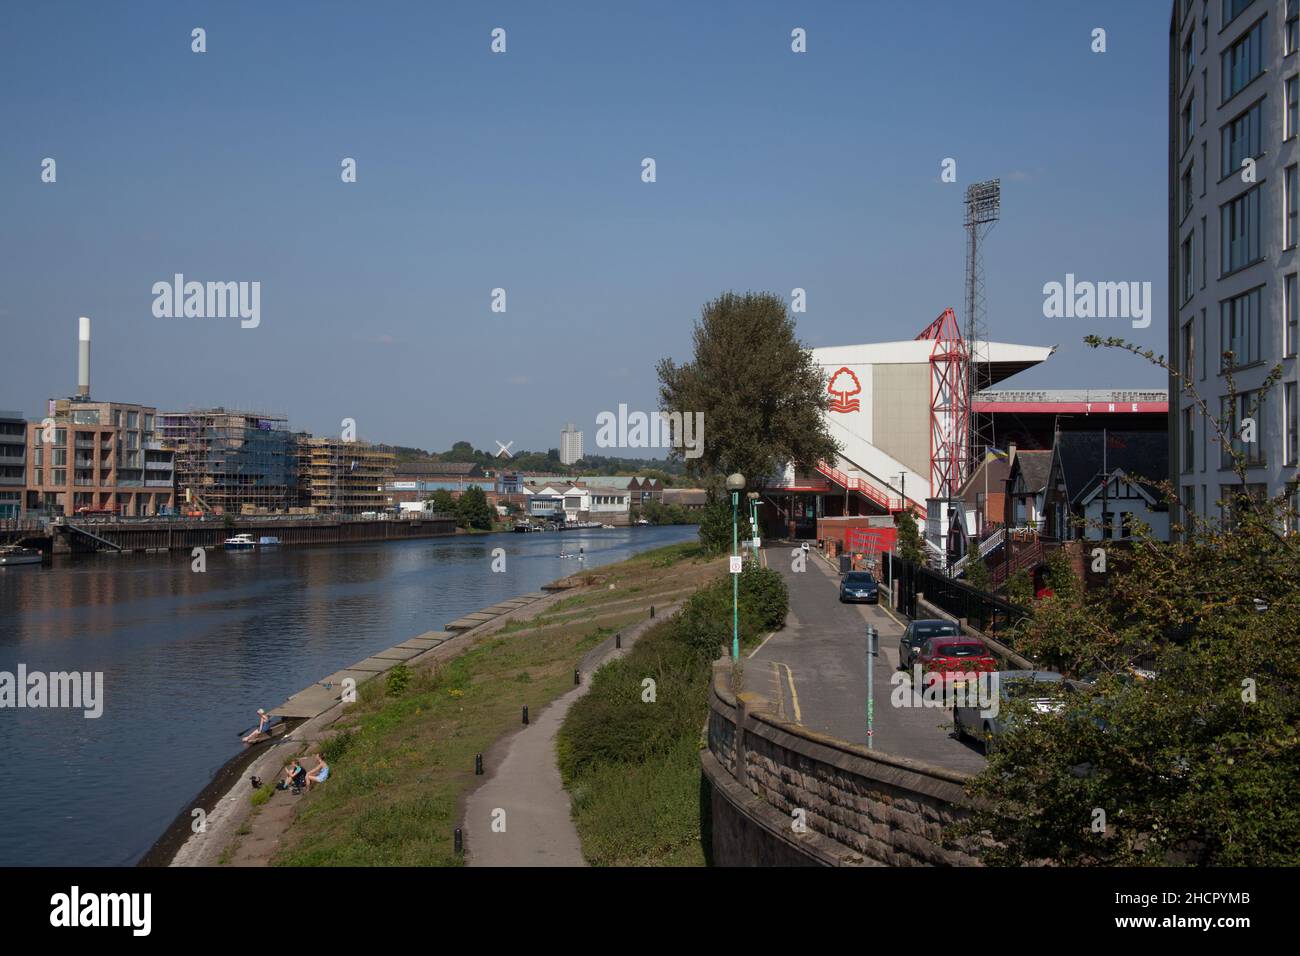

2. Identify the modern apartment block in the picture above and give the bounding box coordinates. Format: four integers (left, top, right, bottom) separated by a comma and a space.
297, 437, 395, 514
560, 422, 583, 465
159, 408, 296, 515
0, 410, 26, 518
1170, 0, 1300, 527
24, 398, 175, 516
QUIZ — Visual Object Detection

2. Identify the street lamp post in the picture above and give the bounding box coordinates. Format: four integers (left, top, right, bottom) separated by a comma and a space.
747, 491, 760, 560
726, 472, 746, 661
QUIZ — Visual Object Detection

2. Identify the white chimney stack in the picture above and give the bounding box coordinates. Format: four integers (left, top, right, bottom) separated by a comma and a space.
77, 316, 90, 398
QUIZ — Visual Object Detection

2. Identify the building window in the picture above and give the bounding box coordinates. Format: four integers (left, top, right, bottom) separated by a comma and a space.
1288, 381, 1299, 464
1220, 185, 1261, 274
1221, 391, 1267, 467
1220, 98, 1263, 177
1181, 161, 1195, 218
1184, 28, 1197, 85
1220, 286, 1263, 367
1222, 16, 1265, 103
1288, 0, 1299, 56
1183, 406, 1197, 472
1288, 273, 1298, 355
1289, 165, 1300, 248
1182, 91, 1196, 153
1223, 0, 1256, 28
1289, 76, 1299, 139
1181, 234, 1196, 302
1182, 318, 1196, 380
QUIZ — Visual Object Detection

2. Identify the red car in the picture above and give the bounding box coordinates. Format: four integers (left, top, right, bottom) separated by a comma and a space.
915, 636, 997, 689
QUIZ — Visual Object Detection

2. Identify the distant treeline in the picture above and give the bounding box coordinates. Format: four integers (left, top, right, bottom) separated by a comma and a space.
383, 440, 688, 480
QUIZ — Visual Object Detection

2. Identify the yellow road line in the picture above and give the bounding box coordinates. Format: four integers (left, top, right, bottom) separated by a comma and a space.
780, 662, 802, 724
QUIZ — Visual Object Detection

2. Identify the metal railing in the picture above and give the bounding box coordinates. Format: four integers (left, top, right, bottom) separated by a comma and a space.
814, 461, 914, 512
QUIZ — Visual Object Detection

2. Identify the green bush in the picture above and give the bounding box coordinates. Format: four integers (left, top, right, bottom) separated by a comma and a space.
738, 563, 789, 631
320, 729, 356, 764
385, 664, 412, 696
964, 556, 993, 593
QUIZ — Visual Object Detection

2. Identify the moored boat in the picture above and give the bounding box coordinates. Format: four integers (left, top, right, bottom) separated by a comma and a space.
0, 545, 42, 566
223, 533, 256, 550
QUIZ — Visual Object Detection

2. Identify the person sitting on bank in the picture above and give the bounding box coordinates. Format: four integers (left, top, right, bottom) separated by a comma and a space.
306, 753, 329, 789
242, 708, 271, 743
281, 759, 306, 791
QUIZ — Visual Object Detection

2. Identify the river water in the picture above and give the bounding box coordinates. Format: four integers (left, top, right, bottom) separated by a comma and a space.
0, 525, 696, 866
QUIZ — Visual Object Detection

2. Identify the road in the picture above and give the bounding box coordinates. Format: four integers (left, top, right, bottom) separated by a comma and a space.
746, 545, 986, 775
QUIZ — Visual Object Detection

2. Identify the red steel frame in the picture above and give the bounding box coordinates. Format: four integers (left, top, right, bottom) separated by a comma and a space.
915, 308, 970, 501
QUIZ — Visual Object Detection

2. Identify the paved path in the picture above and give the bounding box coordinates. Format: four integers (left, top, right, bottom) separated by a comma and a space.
462, 605, 678, 866
747, 546, 986, 775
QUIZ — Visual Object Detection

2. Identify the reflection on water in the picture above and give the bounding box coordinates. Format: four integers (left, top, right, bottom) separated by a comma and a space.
0, 525, 696, 866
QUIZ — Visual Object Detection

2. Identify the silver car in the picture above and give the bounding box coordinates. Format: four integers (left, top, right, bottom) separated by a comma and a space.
953, 670, 1067, 754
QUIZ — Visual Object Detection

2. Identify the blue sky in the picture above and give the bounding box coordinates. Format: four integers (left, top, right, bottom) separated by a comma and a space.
1, 0, 1170, 453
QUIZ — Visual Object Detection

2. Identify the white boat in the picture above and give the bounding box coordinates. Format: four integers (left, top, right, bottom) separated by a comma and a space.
223, 534, 256, 550
601, 524, 615, 529
0, 546, 42, 566
635, 518, 650, 526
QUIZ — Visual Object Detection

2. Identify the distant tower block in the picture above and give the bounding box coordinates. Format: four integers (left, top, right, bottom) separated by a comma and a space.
77, 317, 91, 398
560, 423, 583, 465
964, 179, 1000, 479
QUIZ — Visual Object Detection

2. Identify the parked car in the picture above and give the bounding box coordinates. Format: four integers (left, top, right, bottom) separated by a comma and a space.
838, 571, 879, 604
898, 619, 962, 670
953, 670, 1067, 754
915, 636, 997, 690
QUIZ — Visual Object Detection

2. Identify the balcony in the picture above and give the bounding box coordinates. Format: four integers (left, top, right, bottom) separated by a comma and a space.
145, 479, 174, 488
0, 476, 25, 486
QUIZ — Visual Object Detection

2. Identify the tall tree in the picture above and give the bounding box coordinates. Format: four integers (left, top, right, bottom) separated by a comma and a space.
657, 291, 839, 483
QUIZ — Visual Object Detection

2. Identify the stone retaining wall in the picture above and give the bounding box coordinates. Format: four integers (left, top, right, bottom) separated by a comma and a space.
703, 661, 982, 866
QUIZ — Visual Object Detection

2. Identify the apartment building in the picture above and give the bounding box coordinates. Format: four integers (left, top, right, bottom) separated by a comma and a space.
25, 398, 175, 516
1170, 0, 1300, 526
0, 410, 26, 518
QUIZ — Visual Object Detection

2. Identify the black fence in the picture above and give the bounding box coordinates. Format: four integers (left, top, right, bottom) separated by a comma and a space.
882, 553, 1028, 641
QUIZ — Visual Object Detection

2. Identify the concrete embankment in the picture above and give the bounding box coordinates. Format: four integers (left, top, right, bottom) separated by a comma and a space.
153, 589, 558, 867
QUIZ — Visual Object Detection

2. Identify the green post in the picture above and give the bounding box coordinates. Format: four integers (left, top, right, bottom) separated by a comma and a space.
731, 489, 740, 660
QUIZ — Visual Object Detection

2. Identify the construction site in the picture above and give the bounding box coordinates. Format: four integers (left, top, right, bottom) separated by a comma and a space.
159, 408, 298, 515
297, 437, 395, 514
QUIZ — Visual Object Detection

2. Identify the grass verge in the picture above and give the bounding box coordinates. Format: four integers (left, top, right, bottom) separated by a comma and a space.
270, 540, 714, 866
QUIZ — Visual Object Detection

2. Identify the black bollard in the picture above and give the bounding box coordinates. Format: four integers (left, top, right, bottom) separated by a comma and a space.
650, 605, 655, 618
615, 631, 621, 649
574, 668, 580, 685
474, 753, 483, 775
454, 827, 463, 854
522, 705, 529, 725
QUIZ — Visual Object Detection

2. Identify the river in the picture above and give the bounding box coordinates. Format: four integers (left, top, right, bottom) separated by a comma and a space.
0, 524, 697, 866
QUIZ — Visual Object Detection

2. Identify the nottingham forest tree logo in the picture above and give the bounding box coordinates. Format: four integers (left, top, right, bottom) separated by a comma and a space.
827, 367, 861, 413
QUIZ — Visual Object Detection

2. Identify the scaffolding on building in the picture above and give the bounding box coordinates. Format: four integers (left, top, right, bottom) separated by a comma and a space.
159, 408, 296, 515
299, 437, 395, 514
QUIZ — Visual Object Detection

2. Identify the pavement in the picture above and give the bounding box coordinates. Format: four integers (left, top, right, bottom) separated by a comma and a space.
462, 604, 679, 866
746, 545, 986, 775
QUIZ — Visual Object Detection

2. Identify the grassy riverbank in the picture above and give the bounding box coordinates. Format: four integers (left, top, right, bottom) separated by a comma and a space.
268, 540, 719, 866
557, 559, 789, 866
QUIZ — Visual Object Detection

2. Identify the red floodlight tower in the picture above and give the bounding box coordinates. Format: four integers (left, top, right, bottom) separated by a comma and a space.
916, 308, 970, 500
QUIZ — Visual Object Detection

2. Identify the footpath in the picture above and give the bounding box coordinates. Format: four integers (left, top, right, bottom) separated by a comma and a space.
462, 604, 680, 866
